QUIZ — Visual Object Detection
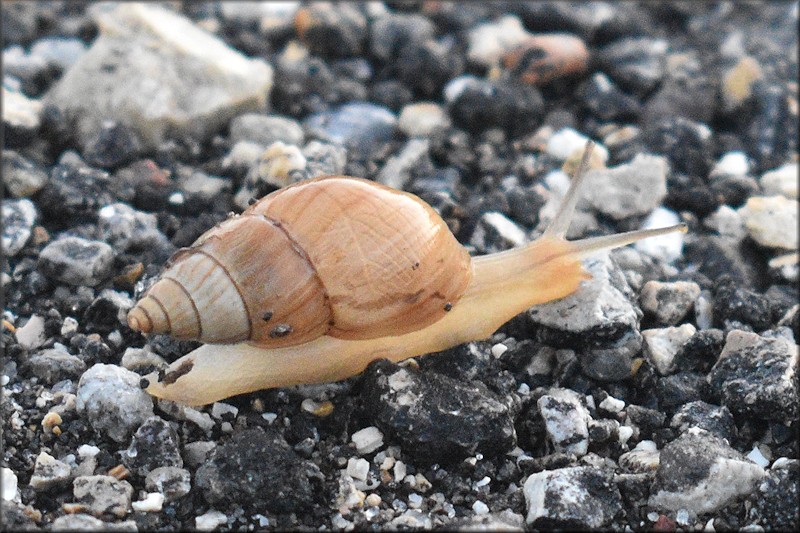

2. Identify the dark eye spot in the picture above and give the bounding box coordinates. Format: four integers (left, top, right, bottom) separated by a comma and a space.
262, 311, 273, 322
269, 324, 293, 338
444, 302, 453, 312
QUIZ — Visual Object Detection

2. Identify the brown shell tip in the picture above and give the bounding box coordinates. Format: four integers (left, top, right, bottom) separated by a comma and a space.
127, 307, 152, 333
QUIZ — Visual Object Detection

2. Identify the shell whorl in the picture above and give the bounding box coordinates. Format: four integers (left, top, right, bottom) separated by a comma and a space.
128, 176, 472, 347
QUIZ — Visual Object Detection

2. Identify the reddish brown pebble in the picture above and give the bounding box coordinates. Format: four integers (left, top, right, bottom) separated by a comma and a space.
503, 33, 589, 85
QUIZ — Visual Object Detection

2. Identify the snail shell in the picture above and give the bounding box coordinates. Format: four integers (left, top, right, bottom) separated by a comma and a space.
127, 176, 472, 347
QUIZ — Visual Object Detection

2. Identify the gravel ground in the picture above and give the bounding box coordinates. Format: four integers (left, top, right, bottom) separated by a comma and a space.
2, 1, 798, 531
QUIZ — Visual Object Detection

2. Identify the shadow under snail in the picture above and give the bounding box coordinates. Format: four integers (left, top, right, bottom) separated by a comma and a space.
128, 142, 686, 406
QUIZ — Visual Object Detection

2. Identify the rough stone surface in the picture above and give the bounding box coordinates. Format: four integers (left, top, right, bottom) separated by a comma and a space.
72, 475, 134, 518
537, 388, 591, 457
649, 428, 766, 515
76, 364, 154, 443
28, 348, 87, 384
523, 466, 622, 529
584, 154, 669, 220
29, 451, 72, 491
669, 401, 737, 443
642, 324, 697, 376
738, 195, 798, 250
122, 416, 183, 477
44, 3, 273, 151
749, 459, 800, 531
195, 427, 322, 513
360, 360, 516, 464
707, 329, 798, 423
2, 198, 38, 257
145, 466, 191, 502
38, 236, 115, 287
640, 280, 701, 326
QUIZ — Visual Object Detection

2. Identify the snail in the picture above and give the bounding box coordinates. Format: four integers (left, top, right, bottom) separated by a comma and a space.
129, 142, 686, 406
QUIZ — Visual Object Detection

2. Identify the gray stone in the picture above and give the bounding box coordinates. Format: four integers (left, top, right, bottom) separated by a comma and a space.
72, 475, 134, 518
97, 203, 169, 253
2, 198, 37, 257
2, 151, 48, 198
38, 236, 115, 287
583, 154, 669, 220
537, 388, 591, 457
28, 348, 87, 384
529, 253, 640, 340
642, 324, 697, 376
122, 416, 183, 477
523, 466, 622, 528
51, 513, 138, 531
470, 212, 528, 254
302, 140, 348, 178
233, 142, 307, 208
376, 138, 430, 190
707, 330, 798, 423
640, 280, 701, 326
649, 428, 765, 515
3, 86, 42, 132
760, 163, 797, 199
304, 102, 396, 148
44, 3, 273, 151
76, 364, 154, 443
670, 401, 737, 442
229, 113, 304, 147
738, 195, 798, 250
30, 37, 87, 71
29, 451, 72, 491
145, 466, 191, 502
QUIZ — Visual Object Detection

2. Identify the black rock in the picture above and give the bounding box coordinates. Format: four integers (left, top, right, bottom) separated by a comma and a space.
394, 38, 464, 98
122, 416, 183, 477
749, 460, 800, 531
708, 175, 759, 209
712, 276, 773, 332
648, 429, 765, 515
369, 13, 436, 62
195, 427, 323, 513
597, 37, 667, 96
421, 341, 494, 383
360, 360, 516, 464
673, 328, 725, 373
295, 3, 367, 58
36, 160, 115, 228
625, 404, 667, 438
82, 122, 143, 169
669, 400, 737, 442
707, 329, 798, 423
655, 372, 706, 412
644, 117, 714, 177
449, 78, 544, 136
578, 330, 643, 382
748, 83, 797, 173
368, 80, 414, 112
581, 73, 641, 121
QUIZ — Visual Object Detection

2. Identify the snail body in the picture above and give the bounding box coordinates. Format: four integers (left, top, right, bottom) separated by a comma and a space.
130, 143, 686, 406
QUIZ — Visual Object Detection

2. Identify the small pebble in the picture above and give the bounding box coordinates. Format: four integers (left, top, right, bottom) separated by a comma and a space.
711, 151, 749, 178
722, 55, 763, 110
72, 475, 133, 518
38, 236, 115, 287
2, 468, 18, 501
2, 198, 38, 257
346, 457, 370, 481
467, 15, 532, 67
131, 492, 164, 512
366, 493, 382, 507
760, 163, 798, 199
503, 33, 589, 85
634, 208, 684, 263
738, 195, 798, 250
211, 402, 239, 420
472, 500, 490, 515
642, 324, 697, 376
640, 280, 701, 326
15, 314, 46, 350
195, 510, 228, 531
397, 102, 450, 137
351, 426, 384, 455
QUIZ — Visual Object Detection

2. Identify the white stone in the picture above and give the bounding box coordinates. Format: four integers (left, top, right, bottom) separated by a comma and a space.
472, 500, 490, 515
711, 151, 749, 177
643, 324, 697, 376
132, 492, 165, 512
60, 317, 79, 337
467, 15, 531, 67
547, 129, 609, 161
599, 395, 625, 413
760, 163, 798, 199
195, 510, 228, 531
351, 426, 384, 455
491, 343, 509, 358
398, 102, 450, 137
746, 446, 770, 468
210, 402, 239, 420
77, 444, 100, 458
634, 208, 685, 263
704, 205, 747, 240
537, 388, 591, 457
618, 425, 634, 445
2, 467, 18, 501
393, 461, 407, 482
585, 154, 669, 220
443, 75, 482, 103
15, 314, 46, 350
346, 457, 370, 481
738, 195, 798, 250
